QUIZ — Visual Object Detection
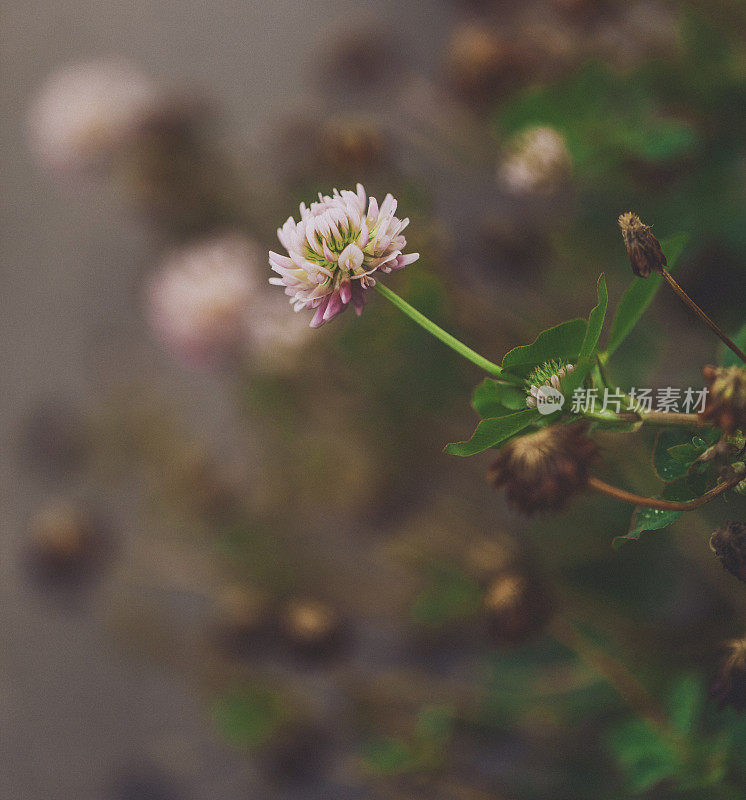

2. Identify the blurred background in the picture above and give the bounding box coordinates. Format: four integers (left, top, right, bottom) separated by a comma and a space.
3, 0, 746, 797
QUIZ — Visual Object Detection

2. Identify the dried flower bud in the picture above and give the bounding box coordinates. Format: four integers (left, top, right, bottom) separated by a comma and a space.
710, 522, 746, 583
488, 424, 598, 515
700, 365, 746, 434
711, 637, 746, 711
483, 571, 552, 645
618, 212, 667, 278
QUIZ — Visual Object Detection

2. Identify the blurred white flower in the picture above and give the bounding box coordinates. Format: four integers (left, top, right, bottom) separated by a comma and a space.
27, 59, 157, 174
498, 126, 572, 195
147, 234, 261, 368
269, 184, 418, 327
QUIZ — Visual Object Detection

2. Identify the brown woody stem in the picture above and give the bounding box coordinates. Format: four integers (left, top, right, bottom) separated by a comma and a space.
660, 268, 746, 364
588, 474, 740, 511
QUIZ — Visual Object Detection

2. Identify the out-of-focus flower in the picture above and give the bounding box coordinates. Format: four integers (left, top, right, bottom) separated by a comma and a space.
269, 184, 419, 327
710, 521, 746, 583
711, 637, 746, 711
700, 365, 746, 434
147, 233, 261, 368
498, 126, 572, 195
488, 423, 598, 514
618, 212, 667, 278
27, 59, 157, 174
484, 571, 553, 645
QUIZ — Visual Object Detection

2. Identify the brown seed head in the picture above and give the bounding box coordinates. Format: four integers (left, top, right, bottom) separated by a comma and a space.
488, 423, 598, 515
710, 522, 746, 582
700, 365, 746, 434
618, 212, 667, 278
711, 637, 746, 711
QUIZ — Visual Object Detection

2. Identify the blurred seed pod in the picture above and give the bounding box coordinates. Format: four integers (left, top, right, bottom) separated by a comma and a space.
316, 15, 400, 91
16, 396, 87, 476
25, 501, 104, 583
710, 637, 746, 712
211, 583, 273, 654
445, 23, 532, 103
463, 537, 516, 583
318, 115, 386, 173
278, 599, 345, 658
483, 571, 553, 645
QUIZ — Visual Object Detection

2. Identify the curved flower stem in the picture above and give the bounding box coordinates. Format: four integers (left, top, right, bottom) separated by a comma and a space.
660, 268, 746, 364
375, 282, 508, 380
587, 474, 740, 511
550, 615, 670, 734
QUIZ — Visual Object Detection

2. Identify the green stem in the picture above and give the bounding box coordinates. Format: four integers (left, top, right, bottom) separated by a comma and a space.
375, 282, 506, 379
581, 409, 707, 428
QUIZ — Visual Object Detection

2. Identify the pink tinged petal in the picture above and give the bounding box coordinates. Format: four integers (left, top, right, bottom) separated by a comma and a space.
310, 304, 328, 328
394, 252, 419, 270
551, 375, 560, 390
339, 279, 352, 304
526, 396, 537, 408
323, 241, 337, 263
323, 290, 344, 321
356, 183, 366, 206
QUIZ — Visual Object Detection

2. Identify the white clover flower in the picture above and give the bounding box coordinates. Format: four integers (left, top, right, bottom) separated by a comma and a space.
525, 362, 575, 408
498, 126, 572, 196
269, 184, 419, 327
147, 233, 262, 368
27, 59, 157, 174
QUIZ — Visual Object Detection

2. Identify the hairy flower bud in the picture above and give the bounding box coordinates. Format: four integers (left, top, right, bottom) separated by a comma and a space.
618, 212, 667, 278
700, 365, 746, 434
710, 637, 746, 711
488, 424, 598, 515
483, 571, 553, 645
710, 522, 746, 582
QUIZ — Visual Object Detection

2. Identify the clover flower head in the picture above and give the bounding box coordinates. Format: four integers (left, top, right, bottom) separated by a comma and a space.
147, 233, 261, 368
525, 361, 575, 408
269, 184, 419, 327
498, 126, 572, 196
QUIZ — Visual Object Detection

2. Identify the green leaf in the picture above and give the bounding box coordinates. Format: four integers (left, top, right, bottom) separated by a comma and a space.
579, 273, 608, 358
444, 409, 539, 457
605, 233, 689, 358
608, 717, 680, 793
719, 322, 746, 367
652, 430, 694, 480
212, 687, 289, 749
667, 673, 704, 735
615, 476, 699, 547
471, 379, 526, 418
502, 318, 587, 374
410, 565, 481, 626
